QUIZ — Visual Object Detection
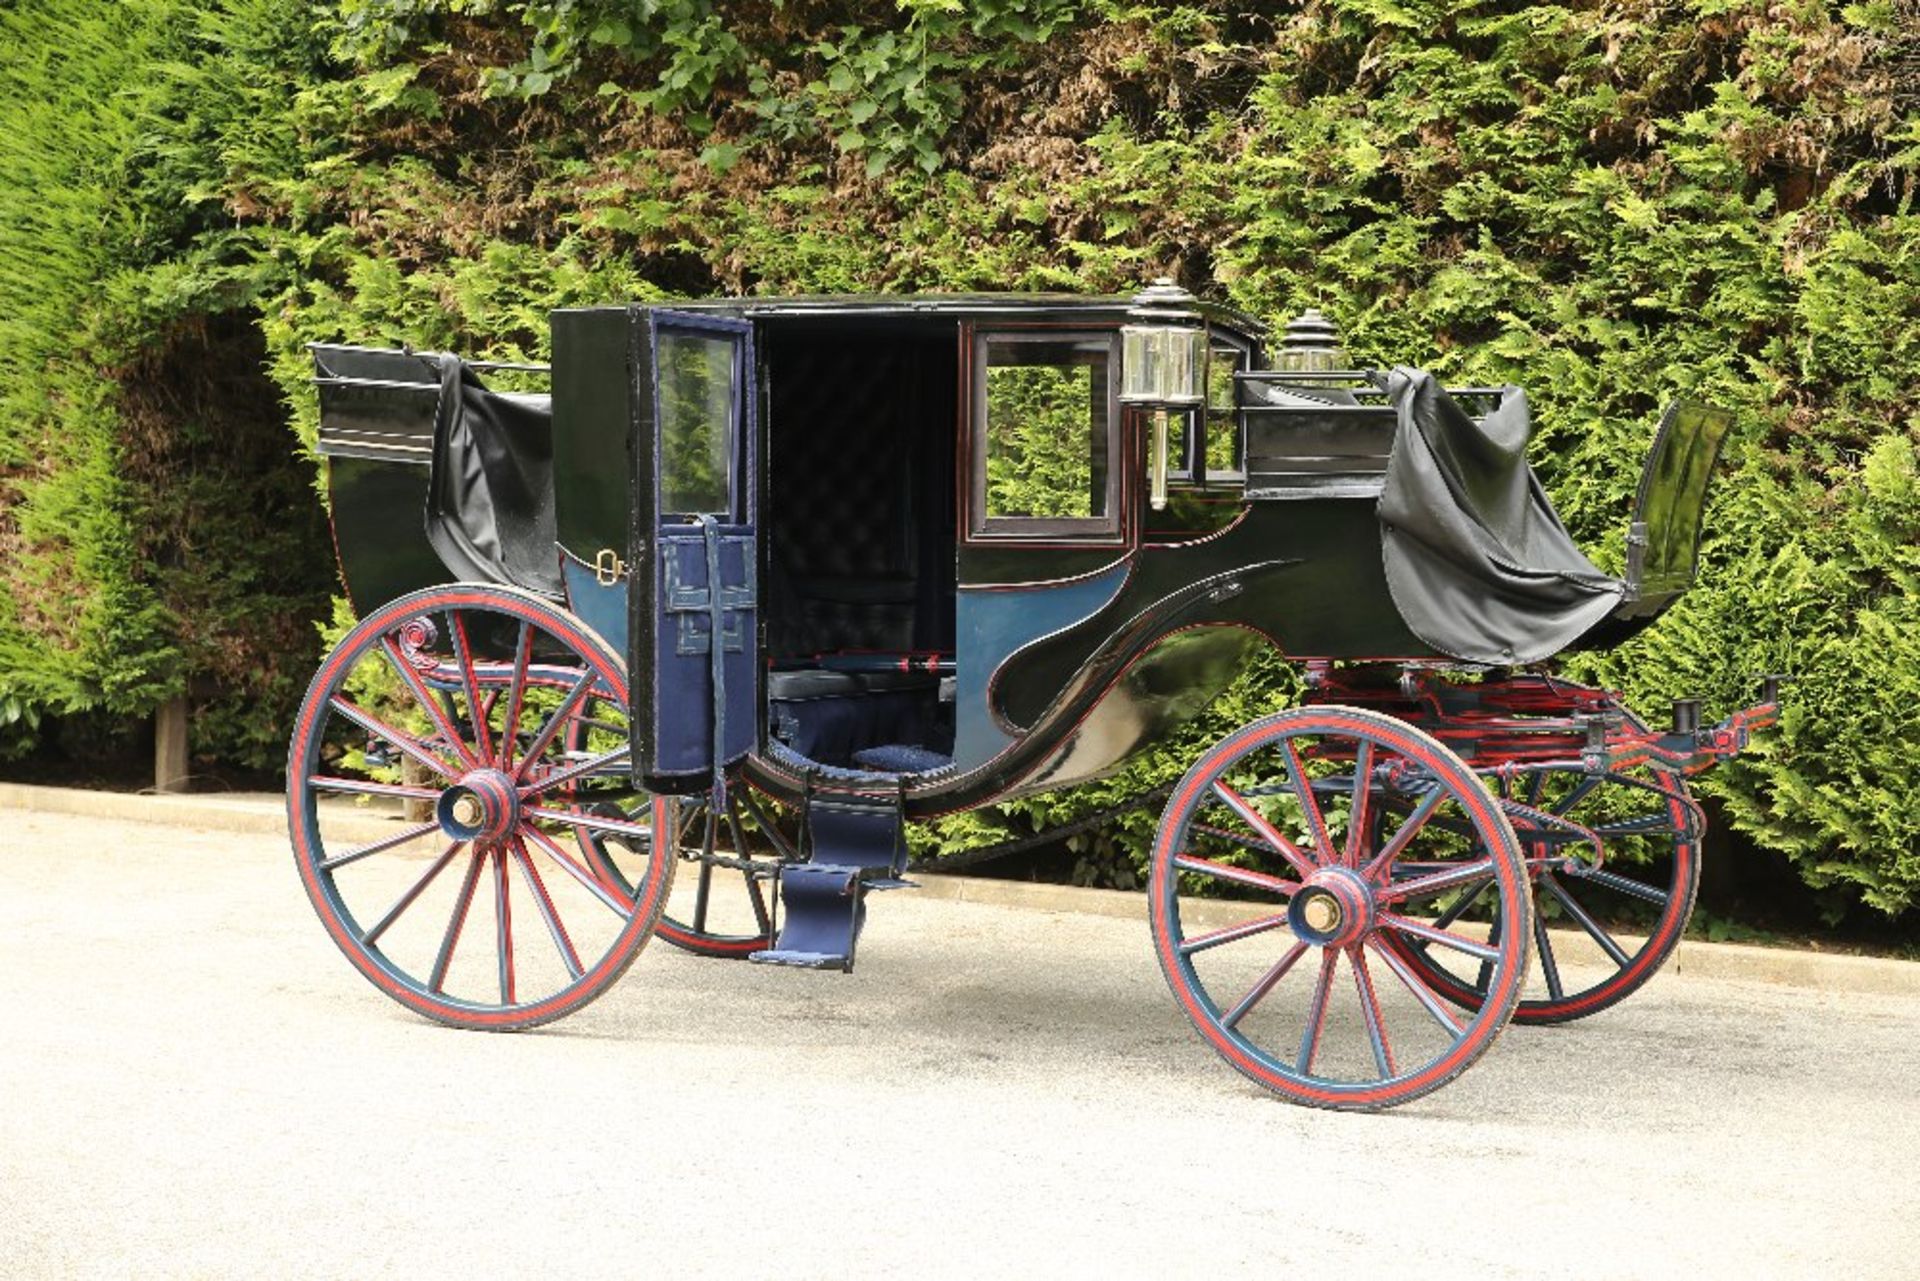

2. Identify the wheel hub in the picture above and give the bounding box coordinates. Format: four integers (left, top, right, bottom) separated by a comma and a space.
437, 768, 520, 844
1289, 866, 1374, 949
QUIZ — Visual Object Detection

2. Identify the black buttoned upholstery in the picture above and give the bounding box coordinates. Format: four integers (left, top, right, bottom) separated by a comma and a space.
760, 322, 959, 772
763, 326, 955, 658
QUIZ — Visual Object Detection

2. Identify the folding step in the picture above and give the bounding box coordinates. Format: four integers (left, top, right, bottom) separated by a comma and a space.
749, 792, 913, 972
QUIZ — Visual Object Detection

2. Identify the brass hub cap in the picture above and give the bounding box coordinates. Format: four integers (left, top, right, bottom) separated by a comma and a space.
436, 768, 520, 844
1288, 866, 1375, 949
1300, 895, 1342, 934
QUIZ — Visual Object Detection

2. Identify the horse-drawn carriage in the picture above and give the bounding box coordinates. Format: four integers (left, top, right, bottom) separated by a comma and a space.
291, 282, 1778, 1109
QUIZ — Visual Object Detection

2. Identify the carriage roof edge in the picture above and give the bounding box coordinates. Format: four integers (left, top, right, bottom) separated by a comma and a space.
551, 290, 1269, 339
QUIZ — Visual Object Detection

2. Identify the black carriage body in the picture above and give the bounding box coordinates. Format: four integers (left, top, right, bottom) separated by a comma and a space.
313, 290, 1733, 820
535, 294, 1432, 815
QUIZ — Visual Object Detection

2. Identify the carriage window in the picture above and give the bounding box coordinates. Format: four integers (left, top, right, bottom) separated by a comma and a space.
974, 333, 1119, 538
656, 330, 737, 517
1204, 341, 1246, 480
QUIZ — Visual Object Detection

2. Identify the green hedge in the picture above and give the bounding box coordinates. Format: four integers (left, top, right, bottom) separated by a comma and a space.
3, 0, 1915, 916
0, 0, 336, 768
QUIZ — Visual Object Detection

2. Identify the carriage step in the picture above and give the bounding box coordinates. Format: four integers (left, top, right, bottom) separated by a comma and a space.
748, 793, 910, 972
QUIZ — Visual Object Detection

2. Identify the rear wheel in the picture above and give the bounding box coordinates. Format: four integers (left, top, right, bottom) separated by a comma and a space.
1151, 706, 1531, 1111
1386, 715, 1700, 1024
577, 782, 785, 959
287, 585, 672, 1029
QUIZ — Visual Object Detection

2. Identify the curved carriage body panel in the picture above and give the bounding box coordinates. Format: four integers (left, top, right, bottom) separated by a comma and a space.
311, 297, 1733, 819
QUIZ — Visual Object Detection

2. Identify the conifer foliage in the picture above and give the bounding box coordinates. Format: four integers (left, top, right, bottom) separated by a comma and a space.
1, 0, 1914, 915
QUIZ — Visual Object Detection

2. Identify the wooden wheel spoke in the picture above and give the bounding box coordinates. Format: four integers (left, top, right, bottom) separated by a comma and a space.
1343, 740, 1375, 868
1476, 906, 1504, 992
1431, 877, 1494, 931
1381, 912, 1503, 964
520, 745, 632, 800
525, 803, 653, 843
307, 776, 441, 803
510, 837, 583, 980
1540, 872, 1631, 968
1349, 944, 1397, 1079
1368, 938, 1466, 1037
514, 670, 599, 780
493, 844, 516, 1006
1533, 906, 1565, 1001
1178, 913, 1290, 957
1280, 738, 1336, 862
1376, 857, 1498, 906
738, 791, 801, 863
1209, 781, 1317, 878
1222, 941, 1309, 1030
360, 841, 464, 947
428, 847, 488, 994
1359, 787, 1445, 882
379, 636, 480, 770
1296, 948, 1340, 1075
521, 824, 636, 920
1172, 852, 1299, 898
326, 697, 461, 781
445, 611, 496, 766
318, 821, 443, 873
497, 620, 535, 771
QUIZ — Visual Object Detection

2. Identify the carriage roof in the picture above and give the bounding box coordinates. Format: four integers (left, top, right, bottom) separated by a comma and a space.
565, 291, 1268, 337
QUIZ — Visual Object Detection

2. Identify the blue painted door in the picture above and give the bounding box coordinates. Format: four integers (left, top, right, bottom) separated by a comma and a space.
631, 310, 760, 794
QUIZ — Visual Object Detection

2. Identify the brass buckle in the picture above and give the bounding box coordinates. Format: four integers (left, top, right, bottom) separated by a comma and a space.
593, 548, 627, 587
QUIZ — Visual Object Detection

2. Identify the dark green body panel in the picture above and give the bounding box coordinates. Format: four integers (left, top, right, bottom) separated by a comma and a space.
325, 456, 448, 611
551, 307, 640, 562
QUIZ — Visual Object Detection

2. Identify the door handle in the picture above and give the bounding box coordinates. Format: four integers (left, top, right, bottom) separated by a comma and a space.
593, 548, 628, 586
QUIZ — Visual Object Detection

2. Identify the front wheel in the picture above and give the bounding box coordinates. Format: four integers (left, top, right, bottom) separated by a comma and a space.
287, 585, 673, 1030
1150, 705, 1531, 1111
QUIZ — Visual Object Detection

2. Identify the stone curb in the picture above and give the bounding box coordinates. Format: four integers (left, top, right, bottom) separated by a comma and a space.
5, 780, 1916, 997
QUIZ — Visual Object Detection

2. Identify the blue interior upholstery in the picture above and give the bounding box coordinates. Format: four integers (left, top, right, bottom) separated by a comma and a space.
760, 321, 958, 775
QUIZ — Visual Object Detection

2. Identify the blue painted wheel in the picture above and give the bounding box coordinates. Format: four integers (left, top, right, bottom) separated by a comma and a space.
1150, 706, 1531, 1111
287, 585, 672, 1030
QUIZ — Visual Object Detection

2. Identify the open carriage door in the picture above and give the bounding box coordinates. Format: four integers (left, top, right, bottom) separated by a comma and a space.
630, 311, 760, 796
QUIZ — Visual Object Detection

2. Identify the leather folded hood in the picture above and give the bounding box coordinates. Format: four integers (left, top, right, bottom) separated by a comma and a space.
1377, 368, 1623, 665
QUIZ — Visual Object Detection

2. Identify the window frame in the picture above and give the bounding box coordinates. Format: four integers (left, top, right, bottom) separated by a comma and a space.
1200, 330, 1250, 486
967, 327, 1125, 543
651, 323, 747, 522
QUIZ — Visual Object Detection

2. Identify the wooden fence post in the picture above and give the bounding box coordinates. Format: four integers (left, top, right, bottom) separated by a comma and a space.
155, 696, 190, 793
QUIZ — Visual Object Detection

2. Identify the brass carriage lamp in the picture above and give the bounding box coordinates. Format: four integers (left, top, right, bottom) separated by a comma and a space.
1121, 279, 1208, 511
1275, 308, 1347, 374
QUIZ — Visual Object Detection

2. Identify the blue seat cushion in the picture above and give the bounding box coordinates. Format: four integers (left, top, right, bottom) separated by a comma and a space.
850, 744, 953, 774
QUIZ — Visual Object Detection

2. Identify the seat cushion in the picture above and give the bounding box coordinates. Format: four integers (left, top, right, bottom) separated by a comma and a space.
851, 744, 953, 774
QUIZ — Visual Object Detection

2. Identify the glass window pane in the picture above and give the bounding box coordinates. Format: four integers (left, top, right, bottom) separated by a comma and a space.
1207, 344, 1242, 411
1205, 344, 1245, 477
657, 331, 736, 516
983, 339, 1110, 521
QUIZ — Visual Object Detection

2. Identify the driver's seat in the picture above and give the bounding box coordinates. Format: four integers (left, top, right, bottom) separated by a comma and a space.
1607, 399, 1738, 626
